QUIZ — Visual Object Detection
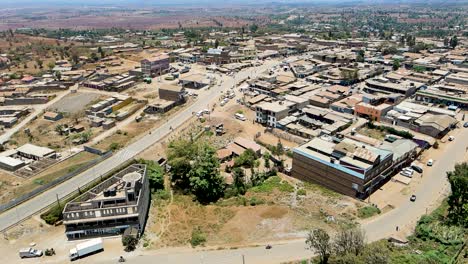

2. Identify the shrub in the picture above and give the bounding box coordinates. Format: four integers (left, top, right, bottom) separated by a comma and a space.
190, 227, 206, 247
109, 142, 121, 151
249, 196, 265, 206
358, 206, 381, 219
297, 189, 307, 196
154, 189, 170, 200
122, 235, 138, 252
40, 205, 63, 225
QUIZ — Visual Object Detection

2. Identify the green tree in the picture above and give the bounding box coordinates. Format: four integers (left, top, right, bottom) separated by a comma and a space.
361, 241, 390, 264
333, 228, 365, 256
47, 61, 55, 71
306, 229, 332, 264
146, 160, 164, 192
446, 162, 468, 227
55, 71, 62, 81
250, 24, 258, 33
232, 167, 246, 195
450, 36, 458, 49
234, 148, 256, 168
98, 46, 105, 58
263, 152, 271, 169
71, 53, 79, 65
356, 50, 365, 62
122, 234, 138, 252
413, 65, 426, 73
188, 143, 225, 203
167, 139, 198, 190
90, 52, 99, 62
392, 59, 401, 70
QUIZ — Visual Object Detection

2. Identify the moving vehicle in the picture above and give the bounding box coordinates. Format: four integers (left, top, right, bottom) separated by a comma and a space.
19, 248, 43, 258
69, 238, 103, 261
427, 159, 434, 166
265, 244, 272, 249
448, 136, 455, 141
180, 67, 190, 74
235, 113, 246, 121
410, 195, 417, 202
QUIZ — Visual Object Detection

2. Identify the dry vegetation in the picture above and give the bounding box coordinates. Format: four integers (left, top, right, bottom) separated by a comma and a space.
0, 151, 98, 204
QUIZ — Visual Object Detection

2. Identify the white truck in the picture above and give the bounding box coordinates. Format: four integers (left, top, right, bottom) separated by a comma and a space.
69, 238, 103, 261
19, 248, 43, 258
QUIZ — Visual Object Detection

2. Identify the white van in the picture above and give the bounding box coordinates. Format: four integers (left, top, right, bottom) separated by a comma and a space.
235, 113, 246, 121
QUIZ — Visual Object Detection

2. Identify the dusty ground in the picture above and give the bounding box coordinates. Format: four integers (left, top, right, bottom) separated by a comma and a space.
49, 92, 102, 114
9, 111, 97, 151
139, 91, 362, 250
0, 151, 99, 205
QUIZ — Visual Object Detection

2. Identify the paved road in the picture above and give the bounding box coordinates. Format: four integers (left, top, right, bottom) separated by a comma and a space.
364, 127, 468, 241
92, 128, 468, 264
0, 61, 278, 232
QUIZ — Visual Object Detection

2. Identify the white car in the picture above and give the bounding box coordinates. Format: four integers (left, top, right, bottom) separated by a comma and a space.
448, 136, 455, 141
427, 159, 434, 166
402, 167, 414, 175
400, 171, 412, 178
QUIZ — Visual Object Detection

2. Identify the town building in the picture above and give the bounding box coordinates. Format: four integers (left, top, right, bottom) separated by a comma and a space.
354, 102, 393, 122
63, 164, 150, 240
255, 101, 290, 127
141, 54, 170, 76
292, 137, 394, 198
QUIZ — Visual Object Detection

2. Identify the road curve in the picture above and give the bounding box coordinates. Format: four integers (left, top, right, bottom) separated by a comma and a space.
0, 61, 277, 232
94, 128, 468, 264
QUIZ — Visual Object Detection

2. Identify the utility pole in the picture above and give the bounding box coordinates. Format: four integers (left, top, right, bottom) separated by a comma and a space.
56, 193, 61, 208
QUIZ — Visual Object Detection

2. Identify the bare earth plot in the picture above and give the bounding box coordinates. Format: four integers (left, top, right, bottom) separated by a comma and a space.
48, 92, 102, 114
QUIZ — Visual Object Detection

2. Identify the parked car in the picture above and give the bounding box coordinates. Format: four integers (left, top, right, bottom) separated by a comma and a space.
19, 248, 43, 259
400, 171, 412, 178
464, 122, 468, 128
427, 159, 434, 166
235, 113, 247, 121
402, 167, 414, 175
411, 163, 423, 173
448, 136, 455, 141
410, 195, 417, 202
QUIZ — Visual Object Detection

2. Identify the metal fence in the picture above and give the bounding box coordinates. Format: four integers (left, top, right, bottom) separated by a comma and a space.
0, 151, 113, 213
1, 157, 137, 233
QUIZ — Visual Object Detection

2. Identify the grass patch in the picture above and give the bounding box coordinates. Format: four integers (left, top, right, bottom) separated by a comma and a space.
250, 176, 294, 193
190, 227, 207, 247
357, 205, 381, 219
303, 182, 341, 198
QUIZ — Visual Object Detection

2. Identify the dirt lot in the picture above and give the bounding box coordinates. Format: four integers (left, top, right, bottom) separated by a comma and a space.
139, 91, 363, 249
357, 126, 386, 140
9, 111, 97, 151
0, 151, 99, 205
49, 92, 102, 114
145, 173, 361, 249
